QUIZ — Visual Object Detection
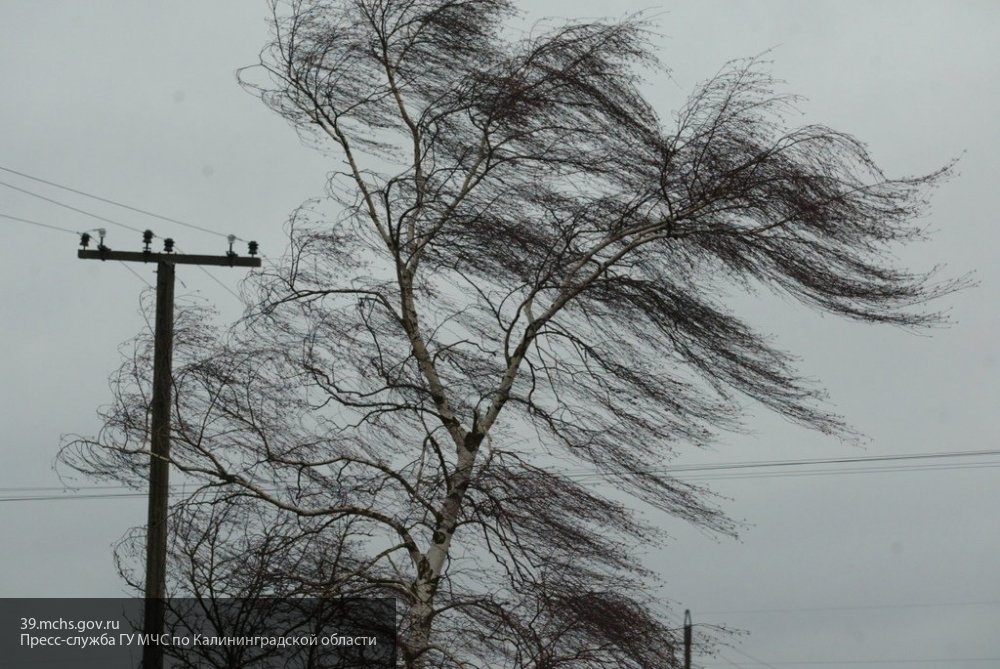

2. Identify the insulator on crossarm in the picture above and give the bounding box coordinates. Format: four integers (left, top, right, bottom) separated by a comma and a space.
163, 238, 175, 253
79, 232, 91, 249
248, 240, 259, 256
143, 229, 154, 253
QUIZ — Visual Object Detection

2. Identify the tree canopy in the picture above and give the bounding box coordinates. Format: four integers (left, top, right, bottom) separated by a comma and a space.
62, 1, 964, 667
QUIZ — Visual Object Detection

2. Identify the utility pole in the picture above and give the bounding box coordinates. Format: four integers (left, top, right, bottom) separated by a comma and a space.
684, 609, 692, 669
78, 229, 260, 669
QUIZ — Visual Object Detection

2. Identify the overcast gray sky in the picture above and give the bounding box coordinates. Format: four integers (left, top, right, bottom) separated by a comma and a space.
1, 2, 997, 668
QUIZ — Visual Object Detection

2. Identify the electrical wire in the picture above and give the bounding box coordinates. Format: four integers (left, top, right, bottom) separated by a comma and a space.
172, 243, 244, 303
2, 448, 997, 502
559, 449, 1000, 484
621, 460, 1000, 484
701, 599, 1000, 616
0, 485, 283, 502
117, 262, 154, 289
0, 178, 146, 235
1, 211, 158, 288
193, 264, 243, 302
725, 645, 780, 669
0, 492, 150, 502
703, 658, 1000, 666
631, 448, 1000, 474
3, 168, 261, 304
0, 170, 260, 288
2, 212, 158, 289
717, 654, 745, 669
0, 164, 245, 241
1, 191, 248, 303
2, 167, 279, 282
0, 485, 128, 492
0, 211, 82, 236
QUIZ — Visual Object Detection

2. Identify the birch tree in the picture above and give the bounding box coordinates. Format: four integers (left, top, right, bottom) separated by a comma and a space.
63, 1, 964, 667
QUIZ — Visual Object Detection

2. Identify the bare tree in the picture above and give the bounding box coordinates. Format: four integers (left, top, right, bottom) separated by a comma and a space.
63, 1, 966, 667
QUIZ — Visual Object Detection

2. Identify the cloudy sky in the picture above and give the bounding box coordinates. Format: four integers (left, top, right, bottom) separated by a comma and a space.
1, 1, 997, 667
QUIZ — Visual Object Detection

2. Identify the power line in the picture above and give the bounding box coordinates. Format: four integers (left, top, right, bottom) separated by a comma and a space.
16, 449, 1000, 490
725, 645, 779, 669
3, 208, 247, 302
3, 448, 998, 503
2, 166, 279, 283
2, 212, 159, 289
0, 485, 129, 492
562, 463, 1000, 485
639, 448, 1000, 474
0, 164, 244, 241
4, 169, 259, 304
173, 243, 244, 303
118, 262, 155, 289
196, 265, 243, 302
0, 212, 83, 235
704, 658, 1000, 666
0, 492, 151, 502
701, 599, 1000, 616
717, 654, 745, 669
1, 172, 260, 295
561, 449, 1000, 483
0, 486, 285, 504
0, 178, 146, 234
664, 461, 1000, 483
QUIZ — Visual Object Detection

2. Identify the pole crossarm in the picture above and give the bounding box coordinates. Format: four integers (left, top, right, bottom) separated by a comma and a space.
78, 249, 261, 267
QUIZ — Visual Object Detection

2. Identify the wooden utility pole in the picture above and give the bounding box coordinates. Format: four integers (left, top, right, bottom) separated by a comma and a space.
684, 609, 692, 669
142, 254, 173, 669
78, 230, 260, 669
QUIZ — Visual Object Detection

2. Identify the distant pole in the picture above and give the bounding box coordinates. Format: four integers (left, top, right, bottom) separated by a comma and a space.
683, 609, 692, 669
78, 230, 260, 669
